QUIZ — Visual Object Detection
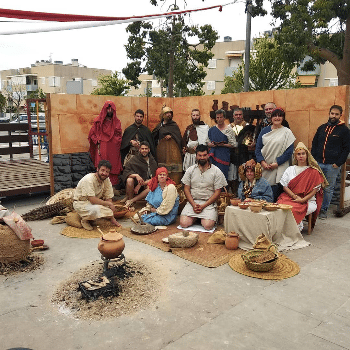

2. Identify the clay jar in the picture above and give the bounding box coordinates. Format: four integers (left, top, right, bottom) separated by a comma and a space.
98, 229, 125, 259
225, 232, 240, 250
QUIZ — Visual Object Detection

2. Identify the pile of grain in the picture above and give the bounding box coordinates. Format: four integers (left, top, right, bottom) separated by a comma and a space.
51, 259, 166, 320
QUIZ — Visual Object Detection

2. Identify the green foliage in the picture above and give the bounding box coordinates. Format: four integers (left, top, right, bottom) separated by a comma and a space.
221, 37, 301, 94
122, 14, 218, 97
27, 88, 46, 100
0, 92, 6, 113
270, 0, 350, 85
91, 72, 130, 96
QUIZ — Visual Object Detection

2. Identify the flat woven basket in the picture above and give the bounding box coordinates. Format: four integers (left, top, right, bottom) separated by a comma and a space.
241, 245, 278, 272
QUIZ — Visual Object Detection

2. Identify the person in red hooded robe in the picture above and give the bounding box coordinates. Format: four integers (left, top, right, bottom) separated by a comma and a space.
88, 101, 123, 186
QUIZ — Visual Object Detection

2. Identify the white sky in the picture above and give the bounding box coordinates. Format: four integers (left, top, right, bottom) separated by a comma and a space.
0, 0, 274, 72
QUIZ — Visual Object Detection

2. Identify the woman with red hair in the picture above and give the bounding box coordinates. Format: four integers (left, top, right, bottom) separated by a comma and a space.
140, 167, 179, 226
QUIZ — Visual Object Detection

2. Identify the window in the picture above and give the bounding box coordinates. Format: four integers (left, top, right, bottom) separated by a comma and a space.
329, 78, 338, 87
91, 79, 97, 87
208, 59, 217, 69
41, 77, 45, 85
207, 81, 216, 90
48, 76, 61, 87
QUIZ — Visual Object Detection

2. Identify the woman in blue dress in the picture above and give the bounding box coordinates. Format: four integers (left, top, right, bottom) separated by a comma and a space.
141, 167, 179, 226
237, 159, 274, 202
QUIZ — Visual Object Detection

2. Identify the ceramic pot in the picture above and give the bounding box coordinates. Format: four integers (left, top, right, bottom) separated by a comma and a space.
98, 230, 125, 259
225, 232, 239, 250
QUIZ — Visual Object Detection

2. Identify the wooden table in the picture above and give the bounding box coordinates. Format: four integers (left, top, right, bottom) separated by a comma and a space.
224, 206, 309, 251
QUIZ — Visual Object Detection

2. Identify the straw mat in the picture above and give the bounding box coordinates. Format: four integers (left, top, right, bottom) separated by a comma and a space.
229, 253, 300, 280
60, 219, 120, 239
122, 223, 243, 268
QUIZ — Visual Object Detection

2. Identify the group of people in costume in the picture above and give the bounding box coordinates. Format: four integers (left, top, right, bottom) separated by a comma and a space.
73, 100, 350, 233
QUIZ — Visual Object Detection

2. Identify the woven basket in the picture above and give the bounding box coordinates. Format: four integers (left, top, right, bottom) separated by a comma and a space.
241, 245, 278, 272
0, 224, 30, 264
46, 188, 75, 205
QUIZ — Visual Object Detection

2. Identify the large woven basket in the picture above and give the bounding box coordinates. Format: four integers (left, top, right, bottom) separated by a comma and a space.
0, 224, 30, 264
241, 245, 278, 272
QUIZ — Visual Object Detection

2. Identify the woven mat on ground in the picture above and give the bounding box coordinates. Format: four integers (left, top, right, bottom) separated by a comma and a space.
60, 219, 122, 239
122, 223, 243, 268
228, 253, 300, 280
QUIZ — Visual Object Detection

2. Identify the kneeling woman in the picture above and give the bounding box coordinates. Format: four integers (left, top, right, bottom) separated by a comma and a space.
237, 159, 274, 202
141, 167, 179, 226
277, 142, 328, 231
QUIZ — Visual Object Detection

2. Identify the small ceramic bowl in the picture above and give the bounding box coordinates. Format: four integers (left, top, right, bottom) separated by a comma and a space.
249, 204, 263, 213
238, 202, 249, 209
279, 204, 293, 210
230, 198, 241, 206
264, 204, 279, 211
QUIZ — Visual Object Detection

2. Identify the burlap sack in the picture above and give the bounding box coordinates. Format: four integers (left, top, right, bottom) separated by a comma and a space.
0, 224, 30, 264
207, 230, 226, 244
51, 216, 67, 225
65, 212, 83, 228
253, 233, 271, 250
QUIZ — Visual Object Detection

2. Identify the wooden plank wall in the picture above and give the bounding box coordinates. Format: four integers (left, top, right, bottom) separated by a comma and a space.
48, 86, 349, 155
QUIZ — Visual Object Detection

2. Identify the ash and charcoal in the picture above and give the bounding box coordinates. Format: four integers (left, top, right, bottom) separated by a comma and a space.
52, 258, 165, 320
0, 254, 44, 276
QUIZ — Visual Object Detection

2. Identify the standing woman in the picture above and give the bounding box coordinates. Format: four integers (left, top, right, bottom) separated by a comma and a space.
208, 109, 237, 180
255, 108, 295, 201
277, 142, 328, 231
141, 167, 179, 226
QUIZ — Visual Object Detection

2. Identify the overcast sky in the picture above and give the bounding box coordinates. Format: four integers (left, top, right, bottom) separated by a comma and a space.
0, 0, 274, 73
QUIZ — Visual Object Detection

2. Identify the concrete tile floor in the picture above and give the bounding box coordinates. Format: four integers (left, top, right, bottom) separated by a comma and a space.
1, 194, 350, 350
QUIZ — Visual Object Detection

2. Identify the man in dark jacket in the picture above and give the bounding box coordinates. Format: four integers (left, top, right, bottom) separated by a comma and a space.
120, 141, 158, 207
120, 109, 155, 165
311, 105, 350, 219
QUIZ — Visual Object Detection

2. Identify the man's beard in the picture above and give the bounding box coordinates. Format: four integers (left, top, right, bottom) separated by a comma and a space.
192, 118, 200, 125
106, 111, 113, 118
328, 118, 338, 124
141, 152, 149, 158
198, 159, 208, 166
97, 173, 107, 181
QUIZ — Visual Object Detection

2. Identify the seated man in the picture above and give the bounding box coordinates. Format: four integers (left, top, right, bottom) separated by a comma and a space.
120, 141, 158, 207
73, 160, 121, 230
180, 145, 227, 230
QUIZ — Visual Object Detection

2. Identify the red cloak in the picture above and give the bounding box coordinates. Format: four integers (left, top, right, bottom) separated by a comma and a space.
88, 100, 122, 185
277, 167, 324, 225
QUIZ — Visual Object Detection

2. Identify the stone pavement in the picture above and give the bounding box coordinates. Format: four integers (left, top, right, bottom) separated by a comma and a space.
1, 194, 350, 350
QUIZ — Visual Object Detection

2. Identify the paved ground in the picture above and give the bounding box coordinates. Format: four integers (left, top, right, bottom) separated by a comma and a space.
1, 194, 350, 350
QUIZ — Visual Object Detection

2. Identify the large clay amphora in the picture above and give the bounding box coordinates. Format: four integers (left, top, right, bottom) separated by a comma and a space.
98, 229, 125, 259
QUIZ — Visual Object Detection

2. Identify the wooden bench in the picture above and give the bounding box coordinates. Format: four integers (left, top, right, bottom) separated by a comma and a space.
0, 123, 50, 197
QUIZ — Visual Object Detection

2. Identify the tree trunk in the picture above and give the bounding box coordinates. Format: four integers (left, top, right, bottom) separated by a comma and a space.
168, 16, 175, 98
337, 15, 350, 85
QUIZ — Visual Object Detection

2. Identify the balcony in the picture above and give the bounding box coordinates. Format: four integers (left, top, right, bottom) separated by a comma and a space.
26, 84, 38, 92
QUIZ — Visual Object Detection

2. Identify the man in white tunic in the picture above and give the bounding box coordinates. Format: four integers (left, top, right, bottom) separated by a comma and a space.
180, 145, 227, 230
73, 160, 121, 230
182, 109, 209, 170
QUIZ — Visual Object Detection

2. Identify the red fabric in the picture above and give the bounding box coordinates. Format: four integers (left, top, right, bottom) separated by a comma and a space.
148, 167, 176, 192
277, 168, 324, 224
0, 6, 222, 22
88, 100, 122, 185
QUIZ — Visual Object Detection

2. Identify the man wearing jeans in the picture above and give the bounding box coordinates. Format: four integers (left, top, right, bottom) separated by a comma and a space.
311, 105, 350, 219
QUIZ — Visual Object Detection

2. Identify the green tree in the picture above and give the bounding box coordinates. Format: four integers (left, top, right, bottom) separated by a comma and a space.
270, 0, 350, 85
0, 92, 6, 113
221, 37, 300, 93
91, 72, 130, 96
122, 12, 218, 97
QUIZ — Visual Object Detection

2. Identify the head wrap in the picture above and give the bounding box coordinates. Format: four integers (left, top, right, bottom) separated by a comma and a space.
238, 159, 262, 181
148, 167, 176, 192
293, 142, 329, 188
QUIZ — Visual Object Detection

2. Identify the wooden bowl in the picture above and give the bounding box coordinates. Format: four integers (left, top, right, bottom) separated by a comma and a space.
114, 210, 128, 218
264, 204, 279, 211
230, 198, 241, 206
238, 202, 249, 209
279, 204, 293, 211
249, 204, 263, 213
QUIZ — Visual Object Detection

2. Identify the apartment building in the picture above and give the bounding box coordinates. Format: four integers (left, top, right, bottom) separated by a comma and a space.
0, 59, 111, 111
